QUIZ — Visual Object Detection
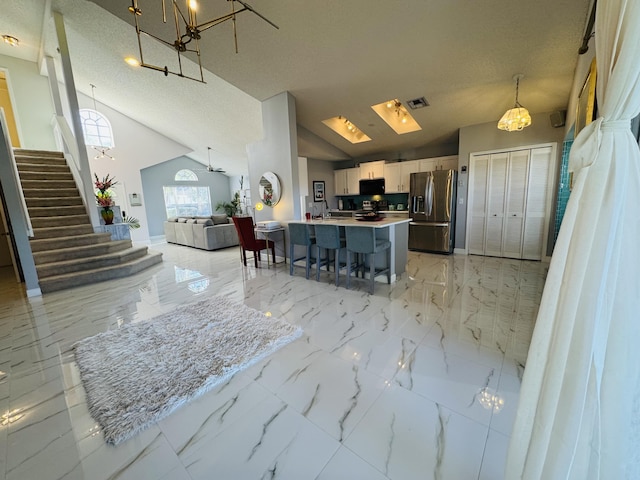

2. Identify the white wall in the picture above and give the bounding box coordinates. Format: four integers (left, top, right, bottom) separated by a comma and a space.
307, 158, 337, 210
0, 55, 56, 150
78, 92, 192, 243
247, 92, 301, 223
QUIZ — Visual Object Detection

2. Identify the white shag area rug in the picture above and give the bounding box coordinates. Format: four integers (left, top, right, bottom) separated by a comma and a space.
74, 296, 302, 445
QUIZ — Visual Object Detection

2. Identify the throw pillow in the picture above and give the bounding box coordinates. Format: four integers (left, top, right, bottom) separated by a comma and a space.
211, 214, 229, 225
167, 217, 179, 222
196, 219, 214, 226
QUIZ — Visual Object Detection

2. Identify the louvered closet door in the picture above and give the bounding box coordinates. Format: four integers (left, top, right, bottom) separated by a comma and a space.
522, 147, 553, 260
468, 155, 489, 255
502, 150, 530, 259
484, 152, 509, 257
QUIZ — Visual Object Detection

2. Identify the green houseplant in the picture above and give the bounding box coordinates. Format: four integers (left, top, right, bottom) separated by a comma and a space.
216, 191, 241, 217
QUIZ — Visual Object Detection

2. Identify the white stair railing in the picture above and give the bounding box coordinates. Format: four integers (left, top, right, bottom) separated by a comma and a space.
52, 114, 100, 227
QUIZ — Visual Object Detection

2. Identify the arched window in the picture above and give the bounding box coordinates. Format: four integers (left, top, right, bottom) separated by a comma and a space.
79, 109, 114, 148
174, 169, 198, 181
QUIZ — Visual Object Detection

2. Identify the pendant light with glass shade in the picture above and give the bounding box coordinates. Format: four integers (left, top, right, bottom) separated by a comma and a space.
497, 74, 532, 132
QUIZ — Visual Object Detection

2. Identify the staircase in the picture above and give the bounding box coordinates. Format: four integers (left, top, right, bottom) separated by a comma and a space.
14, 149, 162, 293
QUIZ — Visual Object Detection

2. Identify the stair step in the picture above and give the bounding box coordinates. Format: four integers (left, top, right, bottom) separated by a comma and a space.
33, 240, 133, 265
17, 163, 70, 173
32, 225, 94, 239
14, 149, 65, 159
28, 205, 87, 217
31, 214, 90, 228
39, 251, 163, 293
18, 171, 73, 181
26, 196, 84, 207
20, 179, 76, 189
14, 156, 67, 166
30, 233, 112, 252
23, 188, 80, 198
36, 246, 150, 278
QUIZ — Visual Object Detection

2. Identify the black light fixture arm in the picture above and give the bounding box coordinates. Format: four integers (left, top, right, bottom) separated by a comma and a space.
127, 0, 279, 83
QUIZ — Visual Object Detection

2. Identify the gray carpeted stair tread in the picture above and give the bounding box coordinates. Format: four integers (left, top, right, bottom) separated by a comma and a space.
26, 197, 84, 208
36, 246, 150, 278
39, 252, 163, 293
32, 224, 94, 239
24, 188, 80, 197
21, 179, 76, 189
14, 149, 65, 158
31, 214, 90, 228
28, 205, 87, 217
30, 233, 113, 252
17, 163, 70, 173
33, 240, 133, 264
18, 171, 74, 181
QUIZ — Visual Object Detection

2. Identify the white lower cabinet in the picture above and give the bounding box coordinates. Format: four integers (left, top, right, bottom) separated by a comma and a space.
467, 145, 555, 260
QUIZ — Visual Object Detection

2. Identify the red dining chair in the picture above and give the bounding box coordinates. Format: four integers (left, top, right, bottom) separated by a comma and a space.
232, 216, 276, 267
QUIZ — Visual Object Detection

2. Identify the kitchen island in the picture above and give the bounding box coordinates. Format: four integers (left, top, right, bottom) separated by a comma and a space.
287, 217, 410, 282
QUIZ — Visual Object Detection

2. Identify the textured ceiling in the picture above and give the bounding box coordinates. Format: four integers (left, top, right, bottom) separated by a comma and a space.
0, 0, 592, 175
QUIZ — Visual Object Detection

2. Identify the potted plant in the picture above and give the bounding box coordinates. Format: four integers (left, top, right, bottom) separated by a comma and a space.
216, 191, 241, 217
94, 173, 118, 224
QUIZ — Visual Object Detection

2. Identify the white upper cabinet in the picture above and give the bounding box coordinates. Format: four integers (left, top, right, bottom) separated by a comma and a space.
418, 155, 458, 172
334, 167, 361, 195
359, 160, 385, 179
384, 160, 418, 193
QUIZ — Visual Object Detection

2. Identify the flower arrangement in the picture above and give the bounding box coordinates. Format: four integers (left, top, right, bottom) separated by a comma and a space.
94, 173, 118, 209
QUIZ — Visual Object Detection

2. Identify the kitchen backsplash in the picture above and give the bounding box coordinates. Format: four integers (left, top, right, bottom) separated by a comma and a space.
333, 193, 409, 210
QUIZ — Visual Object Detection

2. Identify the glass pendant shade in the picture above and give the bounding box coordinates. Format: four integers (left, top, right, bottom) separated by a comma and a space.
497, 105, 532, 131
497, 74, 532, 132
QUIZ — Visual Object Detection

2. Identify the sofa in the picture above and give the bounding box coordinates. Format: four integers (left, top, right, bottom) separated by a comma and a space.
164, 215, 239, 251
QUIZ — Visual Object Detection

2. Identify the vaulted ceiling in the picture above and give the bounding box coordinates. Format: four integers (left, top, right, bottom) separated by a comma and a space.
0, 0, 592, 175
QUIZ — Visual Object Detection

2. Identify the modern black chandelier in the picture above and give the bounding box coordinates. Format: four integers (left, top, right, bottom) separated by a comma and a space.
127, 0, 279, 83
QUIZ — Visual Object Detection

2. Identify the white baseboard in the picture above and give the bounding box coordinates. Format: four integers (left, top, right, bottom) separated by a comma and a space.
27, 287, 42, 297
454, 248, 468, 255
147, 235, 166, 246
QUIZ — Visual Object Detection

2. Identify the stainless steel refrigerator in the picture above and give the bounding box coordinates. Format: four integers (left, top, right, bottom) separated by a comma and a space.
409, 169, 457, 253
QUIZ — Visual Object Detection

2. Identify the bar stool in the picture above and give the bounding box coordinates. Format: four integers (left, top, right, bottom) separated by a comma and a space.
288, 223, 316, 279
314, 224, 346, 286
345, 226, 391, 294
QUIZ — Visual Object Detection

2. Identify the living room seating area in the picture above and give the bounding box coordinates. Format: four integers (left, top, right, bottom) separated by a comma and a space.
164, 215, 239, 251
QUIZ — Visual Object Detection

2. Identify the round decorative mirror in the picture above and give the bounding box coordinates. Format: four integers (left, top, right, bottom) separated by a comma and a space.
259, 171, 280, 206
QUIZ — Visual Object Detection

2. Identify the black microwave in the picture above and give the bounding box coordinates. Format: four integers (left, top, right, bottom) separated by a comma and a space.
359, 178, 385, 195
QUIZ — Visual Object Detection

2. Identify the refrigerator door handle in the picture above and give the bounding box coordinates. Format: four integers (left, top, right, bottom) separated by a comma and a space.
423, 183, 428, 215
426, 175, 434, 216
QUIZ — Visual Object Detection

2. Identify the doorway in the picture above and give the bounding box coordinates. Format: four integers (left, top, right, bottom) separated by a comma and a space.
0, 70, 21, 148
0, 68, 23, 283
0, 184, 22, 283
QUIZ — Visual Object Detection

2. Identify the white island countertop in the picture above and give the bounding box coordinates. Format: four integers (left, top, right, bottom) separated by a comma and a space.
287, 217, 410, 228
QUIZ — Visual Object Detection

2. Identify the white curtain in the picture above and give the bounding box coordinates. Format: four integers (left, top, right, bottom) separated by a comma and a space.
505, 0, 640, 478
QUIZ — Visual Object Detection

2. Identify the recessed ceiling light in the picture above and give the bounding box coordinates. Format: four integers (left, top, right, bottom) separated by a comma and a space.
371, 99, 422, 134
322, 116, 371, 144
124, 56, 141, 67
2, 35, 19, 47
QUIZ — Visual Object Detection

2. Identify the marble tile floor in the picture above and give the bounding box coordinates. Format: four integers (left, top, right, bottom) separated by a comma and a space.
0, 243, 548, 480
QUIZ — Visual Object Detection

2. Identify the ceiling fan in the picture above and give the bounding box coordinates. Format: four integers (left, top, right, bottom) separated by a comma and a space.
196, 147, 226, 173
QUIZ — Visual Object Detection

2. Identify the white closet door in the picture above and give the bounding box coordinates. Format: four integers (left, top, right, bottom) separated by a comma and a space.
468, 155, 489, 255
502, 150, 530, 259
484, 152, 509, 257
522, 147, 553, 260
